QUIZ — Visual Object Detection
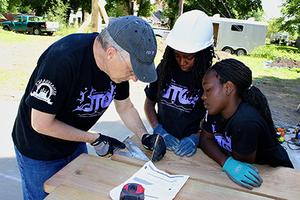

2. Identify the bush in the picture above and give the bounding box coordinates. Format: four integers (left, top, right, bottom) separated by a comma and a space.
250, 44, 300, 61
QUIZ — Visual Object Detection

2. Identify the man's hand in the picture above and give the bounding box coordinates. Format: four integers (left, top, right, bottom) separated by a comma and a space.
91, 134, 125, 156
175, 133, 199, 157
141, 133, 166, 162
223, 156, 263, 190
154, 124, 179, 151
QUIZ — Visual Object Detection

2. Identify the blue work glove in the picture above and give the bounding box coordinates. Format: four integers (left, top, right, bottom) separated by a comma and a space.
223, 156, 263, 190
153, 124, 180, 151
174, 133, 199, 157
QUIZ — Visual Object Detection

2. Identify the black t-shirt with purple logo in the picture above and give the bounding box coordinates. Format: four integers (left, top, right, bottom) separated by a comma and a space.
12, 33, 129, 160
145, 64, 206, 139
202, 102, 293, 168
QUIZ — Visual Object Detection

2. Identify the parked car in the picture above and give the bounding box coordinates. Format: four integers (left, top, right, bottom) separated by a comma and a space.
0, 14, 7, 23
2, 14, 59, 35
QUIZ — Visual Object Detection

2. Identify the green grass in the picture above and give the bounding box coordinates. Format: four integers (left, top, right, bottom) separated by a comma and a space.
250, 44, 300, 61
0, 29, 35, 43
237, 56, 300, 80
55, 25, 81, 36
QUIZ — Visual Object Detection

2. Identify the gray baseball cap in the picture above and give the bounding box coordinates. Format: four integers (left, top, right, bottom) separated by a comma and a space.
107, 16, 157, 83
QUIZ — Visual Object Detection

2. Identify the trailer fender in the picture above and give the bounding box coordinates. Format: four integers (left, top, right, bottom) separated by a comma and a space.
221, 46, 234, 54
236, 48, 247, 56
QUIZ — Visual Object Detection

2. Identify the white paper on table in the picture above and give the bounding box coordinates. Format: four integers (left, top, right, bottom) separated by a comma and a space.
110, 161, 189, 200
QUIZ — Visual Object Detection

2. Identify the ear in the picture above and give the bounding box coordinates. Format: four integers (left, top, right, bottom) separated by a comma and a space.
106, 47, 117, 60
224, 81, 235, 96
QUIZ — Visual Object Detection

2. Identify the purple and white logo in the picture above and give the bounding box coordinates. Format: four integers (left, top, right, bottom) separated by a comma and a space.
73, 82, 116, 117
160, 81, 200, 112
214, 133, 232, 152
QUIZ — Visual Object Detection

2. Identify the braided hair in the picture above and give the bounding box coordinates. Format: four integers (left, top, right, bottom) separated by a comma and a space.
157, 45, 214, 98
207, 58, 276, 135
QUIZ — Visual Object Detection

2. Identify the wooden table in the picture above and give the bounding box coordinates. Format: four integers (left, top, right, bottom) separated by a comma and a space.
44, 136, 300, 200
44, 154, 272, 200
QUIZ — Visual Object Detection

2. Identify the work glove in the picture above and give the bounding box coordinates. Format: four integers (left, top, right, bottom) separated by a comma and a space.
91, 134, 125, 156
223, 156, 263, 190
153, 124, 180, 151
174, 133, 199, 157
141, 133, 166, 162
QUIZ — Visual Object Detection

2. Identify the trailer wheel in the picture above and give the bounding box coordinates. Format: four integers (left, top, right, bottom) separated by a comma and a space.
222, 47, 234, 54
236, 48, 247, 56
33, 28, 41, 35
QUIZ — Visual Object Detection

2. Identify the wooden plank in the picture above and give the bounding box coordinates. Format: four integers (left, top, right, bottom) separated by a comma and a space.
91, 0, 99, 32
44, 154, 272, 200
111, 135, 300, 200
97, 0, 109, 25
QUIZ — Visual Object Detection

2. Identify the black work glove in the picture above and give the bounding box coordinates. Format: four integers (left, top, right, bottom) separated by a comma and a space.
91, 134, 126, 156
142, 134, 166, 162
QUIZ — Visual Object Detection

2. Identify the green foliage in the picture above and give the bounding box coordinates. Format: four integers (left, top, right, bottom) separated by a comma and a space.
105, 0, 131, 17
184, 0, 262, 19
0, 0, 8, 13
244, 8, 264, 21
250, 44, 300, 61
267, 18, 282, 38
164, 0, 263, 28
44, 0, 69, 27
164, 0, 179, 27
137, 0, 156, 17
280, 0, 300, 35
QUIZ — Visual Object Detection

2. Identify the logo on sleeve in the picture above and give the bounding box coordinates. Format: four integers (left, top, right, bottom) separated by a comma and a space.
214, 133, 232, 152
30, 79, 57, 105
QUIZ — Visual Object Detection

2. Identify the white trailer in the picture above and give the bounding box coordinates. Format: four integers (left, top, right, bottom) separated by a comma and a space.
211, 16, 267, 55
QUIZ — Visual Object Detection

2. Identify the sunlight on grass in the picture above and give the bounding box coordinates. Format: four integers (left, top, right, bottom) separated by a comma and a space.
237, 56, 300, 80
0, 29, 34, 43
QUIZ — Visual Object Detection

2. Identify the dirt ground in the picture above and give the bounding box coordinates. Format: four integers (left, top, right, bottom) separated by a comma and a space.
0, 35, 299, 128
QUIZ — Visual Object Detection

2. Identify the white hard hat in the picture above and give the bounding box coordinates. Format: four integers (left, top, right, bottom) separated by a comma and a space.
166, 10, 214, 53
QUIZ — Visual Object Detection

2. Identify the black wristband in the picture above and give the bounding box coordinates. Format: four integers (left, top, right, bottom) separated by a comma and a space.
91, 134, 101, 146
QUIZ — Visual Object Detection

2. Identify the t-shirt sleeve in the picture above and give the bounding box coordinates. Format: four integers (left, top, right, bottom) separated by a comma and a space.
144, 65, 160, 102
114, 81, 129, 100
201, 115, 216, 134
25, 50, 72, 114
230, 120, 260, 155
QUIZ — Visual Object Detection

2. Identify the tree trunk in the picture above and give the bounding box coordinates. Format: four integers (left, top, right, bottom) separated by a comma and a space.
178, 0, 184, 16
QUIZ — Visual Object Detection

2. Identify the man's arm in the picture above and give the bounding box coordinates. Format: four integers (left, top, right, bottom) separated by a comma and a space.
31, 108, 98, 143
199, 130, 228, 166
144, 97, 158, 128
114, 97, 148, 139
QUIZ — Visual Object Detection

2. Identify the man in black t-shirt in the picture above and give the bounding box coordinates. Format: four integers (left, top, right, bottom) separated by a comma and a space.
12, 16, 160, 200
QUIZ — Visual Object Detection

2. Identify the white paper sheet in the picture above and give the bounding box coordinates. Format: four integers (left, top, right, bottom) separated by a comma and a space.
110, 161, 189, 200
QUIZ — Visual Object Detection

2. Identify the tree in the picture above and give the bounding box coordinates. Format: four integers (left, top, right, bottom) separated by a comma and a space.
138, 0, 155, 17
105, 0, 132, 17
163, 0, 263, 28
105, 0, 154, 17
280, 0, 300, 36
0, 0, 8, 13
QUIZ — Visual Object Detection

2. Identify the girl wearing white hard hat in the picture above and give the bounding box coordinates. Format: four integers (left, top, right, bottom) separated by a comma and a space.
144, 10, 214, 157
